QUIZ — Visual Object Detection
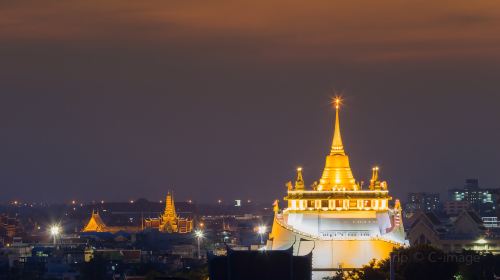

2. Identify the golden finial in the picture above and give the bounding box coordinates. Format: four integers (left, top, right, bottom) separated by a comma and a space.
333, 97, 342, 110
369, 166, 380, 190
295, 167, 305, 190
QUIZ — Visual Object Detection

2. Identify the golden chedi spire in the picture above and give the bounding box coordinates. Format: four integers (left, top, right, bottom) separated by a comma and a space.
160, 191, 179, 233
318, 98, 357, 191
295, 167, 305, 190
331, 98, 345, 155
164, 191, 177, 219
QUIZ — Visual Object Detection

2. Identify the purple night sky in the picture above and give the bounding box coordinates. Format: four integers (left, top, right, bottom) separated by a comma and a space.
1, 0, 500, 203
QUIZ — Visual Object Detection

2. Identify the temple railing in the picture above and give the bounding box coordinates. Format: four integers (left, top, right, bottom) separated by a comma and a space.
274, 214, 405, 246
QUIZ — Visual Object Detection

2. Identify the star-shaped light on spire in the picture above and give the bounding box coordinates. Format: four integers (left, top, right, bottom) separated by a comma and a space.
332, 96, 342, 109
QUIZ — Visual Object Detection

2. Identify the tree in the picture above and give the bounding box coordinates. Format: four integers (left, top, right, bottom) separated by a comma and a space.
323, 245, 457, 280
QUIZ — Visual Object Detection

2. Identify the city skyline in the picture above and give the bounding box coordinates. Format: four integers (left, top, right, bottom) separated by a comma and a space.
1, 1, 500, 203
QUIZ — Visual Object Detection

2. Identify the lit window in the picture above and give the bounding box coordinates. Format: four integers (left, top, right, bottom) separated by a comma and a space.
321, 200, 328, 208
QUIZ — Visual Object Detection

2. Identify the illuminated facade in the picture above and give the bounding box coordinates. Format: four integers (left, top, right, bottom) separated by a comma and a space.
448, 179, 497, 216
82, 210, 140, 233
144, 192, 193, 233
83, 192, 192, 234
83, 210, 108, 232
267, 99, 408, 269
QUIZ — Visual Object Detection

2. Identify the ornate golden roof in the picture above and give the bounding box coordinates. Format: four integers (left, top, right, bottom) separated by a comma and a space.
160, 191, 178, 233
83, 210, 107, 232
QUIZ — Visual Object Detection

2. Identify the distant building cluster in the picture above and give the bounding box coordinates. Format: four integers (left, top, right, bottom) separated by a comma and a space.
404, 178, 500, 255
0, 175, 499, 278
405, 192, 441, 213
0, 194, 271, 279
405, 178, 499, 219
448, 178, 497, 217
0, 214, 24, 246
407, 210, 500, 254
82, 192, 193, 234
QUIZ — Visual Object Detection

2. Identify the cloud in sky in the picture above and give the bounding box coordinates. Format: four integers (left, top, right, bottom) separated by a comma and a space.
1, 0, 500, 62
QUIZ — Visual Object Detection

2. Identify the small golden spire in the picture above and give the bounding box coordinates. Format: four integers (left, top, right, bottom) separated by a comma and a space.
295, 167, 305, 190
369, 166, 380, 190
394, 199, 401, 211
372, 166, 379, 181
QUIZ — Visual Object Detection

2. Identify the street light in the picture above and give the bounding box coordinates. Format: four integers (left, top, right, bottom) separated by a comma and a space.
257, 225, 267, 244
50, 225, 61, 245
195, 229, 204, 259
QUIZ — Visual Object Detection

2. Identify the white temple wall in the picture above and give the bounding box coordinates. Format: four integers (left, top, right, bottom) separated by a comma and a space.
269, 217, 402, 269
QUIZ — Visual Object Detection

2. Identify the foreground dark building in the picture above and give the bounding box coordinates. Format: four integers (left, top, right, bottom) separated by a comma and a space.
208, 247, 311, 280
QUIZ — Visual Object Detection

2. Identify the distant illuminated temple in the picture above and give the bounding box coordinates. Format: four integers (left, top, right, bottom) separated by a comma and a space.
82, 210, 140, 233
83, 192, 193, 234
144, 191, 193, 233
267, 99, 408, 270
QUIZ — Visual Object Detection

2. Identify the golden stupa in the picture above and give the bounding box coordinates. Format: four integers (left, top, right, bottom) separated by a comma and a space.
318, 99, 357, 191
267, 99, 407, 272
144, 191, 193, 233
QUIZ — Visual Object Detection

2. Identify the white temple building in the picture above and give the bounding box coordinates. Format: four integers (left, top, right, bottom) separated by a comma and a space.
267, 99, 408, 270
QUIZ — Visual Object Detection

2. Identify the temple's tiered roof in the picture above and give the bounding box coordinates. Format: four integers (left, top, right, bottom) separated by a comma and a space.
83, 210, 107, 232
285, 98, 390, 201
